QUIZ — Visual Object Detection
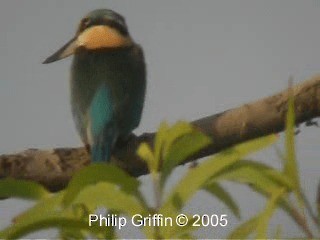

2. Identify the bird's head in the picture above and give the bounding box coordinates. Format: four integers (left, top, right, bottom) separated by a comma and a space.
43, 9, 132, 64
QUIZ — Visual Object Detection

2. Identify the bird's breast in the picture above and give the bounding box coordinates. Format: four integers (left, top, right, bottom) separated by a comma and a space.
71, 49, 131, 109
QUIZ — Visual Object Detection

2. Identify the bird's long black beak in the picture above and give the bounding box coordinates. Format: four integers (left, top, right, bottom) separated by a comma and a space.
43, 37, 77, 64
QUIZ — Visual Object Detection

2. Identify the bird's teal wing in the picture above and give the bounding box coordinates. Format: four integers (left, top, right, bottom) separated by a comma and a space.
88, 83, 117, 162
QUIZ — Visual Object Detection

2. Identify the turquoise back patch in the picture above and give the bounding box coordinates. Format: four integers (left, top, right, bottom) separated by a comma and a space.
89, 84, 113, 138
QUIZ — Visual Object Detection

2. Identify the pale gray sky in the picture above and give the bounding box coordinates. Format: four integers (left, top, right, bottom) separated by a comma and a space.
0, 0, 320, 238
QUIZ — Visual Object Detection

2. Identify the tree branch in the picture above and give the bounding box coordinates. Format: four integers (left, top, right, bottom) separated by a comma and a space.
1, 75, 320, 192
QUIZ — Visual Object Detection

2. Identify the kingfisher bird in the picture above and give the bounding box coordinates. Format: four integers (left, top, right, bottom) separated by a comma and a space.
43, 9, 146, 162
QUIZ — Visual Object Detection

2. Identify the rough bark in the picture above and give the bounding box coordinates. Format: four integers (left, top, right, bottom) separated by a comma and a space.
1, 75, 320, 192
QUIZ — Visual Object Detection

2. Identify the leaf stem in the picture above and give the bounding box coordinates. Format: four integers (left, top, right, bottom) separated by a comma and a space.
152, 172, 162, 239
300, 190, 320, 235
288, 202, 313, 238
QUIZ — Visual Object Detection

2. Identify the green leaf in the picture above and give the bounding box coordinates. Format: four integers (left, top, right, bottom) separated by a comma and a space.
216, 165, 288, 211
0, 179, 49, 200
284, 90, 298, 182
264, 168, 294, 189
12, 193, 63, 224
204, 182, 240, 218
211, 161, 294, 238
221, 160, 293, 190
154, 121, 170, 164
162, 121, 194, 158
256, 188, 285, 239
73, 182, 148, 217
161, 130, 211, 187
1, 194, 66, 239
228, 216, 259, 239
137, 142, 157, 173
284, 92, 304, 209
0, 214, 102, 240
62, 164, 144, 207
216, 163, 295, 228
0, 194, 74, 239
161, 134, 278, 215
152, 121, 212, 190
214, 160, 293, 194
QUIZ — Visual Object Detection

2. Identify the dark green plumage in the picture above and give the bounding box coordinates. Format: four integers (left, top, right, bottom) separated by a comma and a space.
71, 46, 146, 156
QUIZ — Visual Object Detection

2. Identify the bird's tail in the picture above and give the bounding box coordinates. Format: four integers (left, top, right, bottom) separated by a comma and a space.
91, 142, 112, 162
91, 127, 116, 162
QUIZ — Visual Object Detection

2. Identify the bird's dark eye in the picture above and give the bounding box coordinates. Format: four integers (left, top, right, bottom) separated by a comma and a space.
78, 17, 90, 33
82, 17, 90, 28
